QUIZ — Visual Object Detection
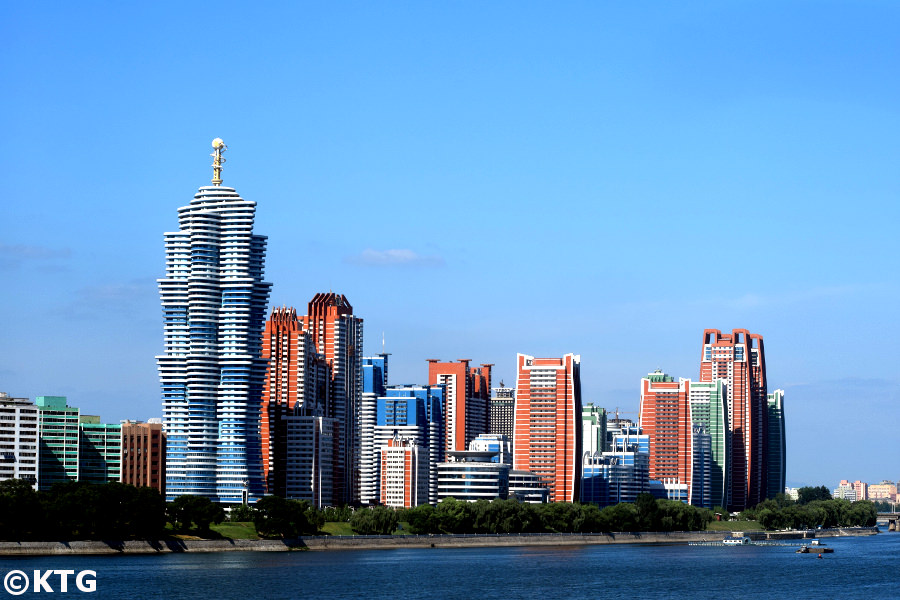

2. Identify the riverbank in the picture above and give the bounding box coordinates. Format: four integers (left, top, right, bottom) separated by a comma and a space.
0, 527, 878, 555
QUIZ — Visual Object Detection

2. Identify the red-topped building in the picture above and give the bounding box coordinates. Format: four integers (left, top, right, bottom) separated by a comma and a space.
300, 294, 363, 504
639, 373, 692, 496
427, 359, 492, 452
700, 328, 768, 510
513, 353, 581, 503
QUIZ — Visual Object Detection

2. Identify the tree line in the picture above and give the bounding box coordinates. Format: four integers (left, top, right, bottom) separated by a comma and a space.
739, 487, 877, 530
0, 477, 877, 541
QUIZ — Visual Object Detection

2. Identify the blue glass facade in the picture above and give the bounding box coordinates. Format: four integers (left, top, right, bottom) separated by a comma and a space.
157, 183, 271, 503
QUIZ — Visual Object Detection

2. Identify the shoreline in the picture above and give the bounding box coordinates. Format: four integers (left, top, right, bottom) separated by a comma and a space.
0, 527, 878, 556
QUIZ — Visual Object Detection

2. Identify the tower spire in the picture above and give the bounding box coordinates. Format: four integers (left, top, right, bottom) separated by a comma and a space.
211, 138, 227, 185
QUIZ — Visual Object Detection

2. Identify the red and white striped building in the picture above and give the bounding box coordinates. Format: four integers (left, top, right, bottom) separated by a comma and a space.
513, 353, 581, 503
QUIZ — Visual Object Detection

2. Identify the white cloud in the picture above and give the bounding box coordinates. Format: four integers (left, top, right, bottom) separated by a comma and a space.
0, 243, 72, 270
345, 248, 445, 268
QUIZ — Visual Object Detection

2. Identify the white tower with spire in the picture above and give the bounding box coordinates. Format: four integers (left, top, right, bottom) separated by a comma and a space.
157, 139, 272, 502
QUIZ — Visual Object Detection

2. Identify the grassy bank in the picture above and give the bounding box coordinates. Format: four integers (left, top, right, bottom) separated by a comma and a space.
704, 520, 762, 531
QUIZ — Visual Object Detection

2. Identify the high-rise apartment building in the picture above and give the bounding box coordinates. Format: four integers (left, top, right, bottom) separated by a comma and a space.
639, 372, 692, 502
379, 434, 429, 508
369, 385, 444, 505
582, 403, 608, 455
765, 390, 786, 500
487, 386, 515, 441
688, 380, 728, 509
78, 416, 122, 484
360, 354, 389, 505
700, 329, 769, 510
36, 396, 80, 490
766, 390, 786, 500
157, 140, 272, 503
121, 421, 166, 494
260, 306, 331, 499
513, 353, 582, 503
282, 415, 334, 506
581, 431, 650, 506
0, 393, 39, 488
300, 293, 363, 504
428, 360, 492, 452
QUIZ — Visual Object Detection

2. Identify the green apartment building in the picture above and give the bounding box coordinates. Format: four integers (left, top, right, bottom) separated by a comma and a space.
37, 396, 123, 489
36, 396, 81, 490
79, 415, 122, 484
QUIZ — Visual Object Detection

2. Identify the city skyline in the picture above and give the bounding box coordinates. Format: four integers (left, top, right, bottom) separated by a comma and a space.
2, 3, 898, 487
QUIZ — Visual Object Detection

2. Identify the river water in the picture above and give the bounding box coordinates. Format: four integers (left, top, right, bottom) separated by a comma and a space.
1, 530, 897, 599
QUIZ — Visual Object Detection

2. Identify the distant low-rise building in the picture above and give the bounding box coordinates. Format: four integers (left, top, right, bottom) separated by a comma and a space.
833, 480, 857, 501
78, 416, 121, 484
121, 420, 166, 494
438, 449, 509, 502
0, 393, 40, 488
868, 481, 897, 502
37, 396, 80, 490
509, 470, 549, 503
581, 432, 650, 506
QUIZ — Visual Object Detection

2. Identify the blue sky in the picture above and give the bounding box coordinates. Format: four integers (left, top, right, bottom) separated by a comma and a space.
2, 2, 898, 488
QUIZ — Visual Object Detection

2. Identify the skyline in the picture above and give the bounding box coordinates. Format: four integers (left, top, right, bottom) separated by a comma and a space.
2, 2, 898, 488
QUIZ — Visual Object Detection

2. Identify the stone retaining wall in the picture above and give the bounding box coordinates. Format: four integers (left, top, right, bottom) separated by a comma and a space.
0, 527, 878, 556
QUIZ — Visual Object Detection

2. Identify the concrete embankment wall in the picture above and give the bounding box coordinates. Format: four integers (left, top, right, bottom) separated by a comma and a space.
0, 528, 878, 556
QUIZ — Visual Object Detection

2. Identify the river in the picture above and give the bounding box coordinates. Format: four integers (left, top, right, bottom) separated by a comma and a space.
1, 529, 896, 598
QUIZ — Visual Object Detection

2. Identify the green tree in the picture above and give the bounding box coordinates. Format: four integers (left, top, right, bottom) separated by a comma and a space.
0, 478, 40, 540
635, 493, 660, 531
435, 498, 475, 533
405, 503, 439, 534
350, 506, 399, 535
168, 495, 225, 533
253, 496, 320, 538
797, 485, 832, 505
229, 504, 254, 522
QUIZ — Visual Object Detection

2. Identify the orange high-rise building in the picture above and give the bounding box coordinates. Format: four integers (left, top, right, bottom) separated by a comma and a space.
639, 372, 693, 500
261, 306, 329, 497
427, 359, 492, 452
513, 353, 581, 503
300, 293, 363, 504
700, 329, 768, 510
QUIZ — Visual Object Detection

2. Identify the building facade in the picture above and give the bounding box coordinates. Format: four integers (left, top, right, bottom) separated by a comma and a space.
360, 354, 389, 505
437, 449, 510, 502
582, 403, 608, 455
0, 393, 39, 488
36, 396, 80, 491
367, 385, 444, 505
300, 293, 363, 504
700, 329, 769, 510
766, 389, 786, 500
581, 431, 650, 507
379, 435, 429, 508
638, 372, 726, 509
513, 353, 582, 503
260, 306, 330, 499
121, 421, 166, 493
427, 359, 492, 453
78, 416, 122, 484
282, 414, 335, 506
157, 140, 272, 502
488, 386, 515, 441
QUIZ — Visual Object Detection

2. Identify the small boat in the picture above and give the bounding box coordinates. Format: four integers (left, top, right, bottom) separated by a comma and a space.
796, 545, 834, 554
723, 536, 750, 545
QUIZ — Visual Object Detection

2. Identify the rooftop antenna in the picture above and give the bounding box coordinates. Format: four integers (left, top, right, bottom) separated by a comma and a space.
210, 138, 227, 185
